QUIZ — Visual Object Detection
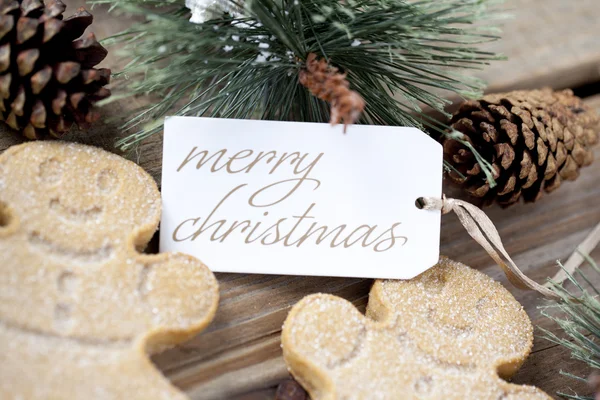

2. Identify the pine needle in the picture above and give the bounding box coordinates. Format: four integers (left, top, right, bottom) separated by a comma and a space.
541, 257, 600, 399
94, 0, 505, 171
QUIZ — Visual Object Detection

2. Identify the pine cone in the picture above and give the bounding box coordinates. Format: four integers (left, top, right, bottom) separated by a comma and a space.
299, 53, 365, 132
275, 379, 308, 400
0, 0, 110, 139
443, 89, 600, 206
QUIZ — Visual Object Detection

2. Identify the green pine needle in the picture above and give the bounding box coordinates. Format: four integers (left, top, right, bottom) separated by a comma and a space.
541, 256, 600, 399
95, 0, 505, 175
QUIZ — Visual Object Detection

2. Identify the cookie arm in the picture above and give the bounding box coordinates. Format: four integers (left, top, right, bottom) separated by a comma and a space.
282, 294, 369, 400
135, 252, 219, 354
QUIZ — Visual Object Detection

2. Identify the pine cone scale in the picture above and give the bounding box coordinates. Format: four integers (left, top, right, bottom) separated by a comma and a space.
497, 174, 516, 195
11, 86, 24, 115
31, 65, 49, 93
51, 89, 64, 114
0, 43, 9, 72
73, 33, 107, 68
572, 142, 589, 166
55, 61, 79, 84
22, 0, 42, 15
5, 109, 17, 128
545, 174, 561, 192
17, 48, 37, 75
454, 118, 476, 135
43, 18, 62, 42
88, 87, 110, 101
0, 2, 18, 15
16, 16, 38, 43
467, 162, 481, 176
522, 162, 537, 189
467, 183, 489, 197
43, 0, 66, 18
61, 8, 92, 41
444, 89, 600, 206
0, 14, 12, 39
560, 157, 579, 180
0, 72, 8, 99
81, 67, 109, 86
472, 109, 494, 124
543, 153, 557, 180
520, 124, 534, 149
30, 99, 44, 127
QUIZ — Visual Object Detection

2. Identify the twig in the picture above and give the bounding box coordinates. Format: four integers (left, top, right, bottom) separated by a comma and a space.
549, 222, 600, 286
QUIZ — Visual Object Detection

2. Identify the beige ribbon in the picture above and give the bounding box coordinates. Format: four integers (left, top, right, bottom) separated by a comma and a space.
419, 195, 560, 300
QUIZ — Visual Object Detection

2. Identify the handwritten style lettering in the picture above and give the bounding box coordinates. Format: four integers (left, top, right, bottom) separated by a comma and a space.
173, 148, 407, 253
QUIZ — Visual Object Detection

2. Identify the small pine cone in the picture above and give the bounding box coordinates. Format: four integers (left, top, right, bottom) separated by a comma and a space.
0, 0, 111, 140
275, 379, 308, 400
443, 89, 600, 206
299, 53, 365, 132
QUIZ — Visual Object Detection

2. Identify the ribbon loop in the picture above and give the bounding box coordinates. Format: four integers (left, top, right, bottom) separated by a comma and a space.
420, 196, 559, 300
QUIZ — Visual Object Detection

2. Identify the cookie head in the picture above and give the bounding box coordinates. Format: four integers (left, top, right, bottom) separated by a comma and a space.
368, 259, 534, 377
282, 258, 550, 400
0, 142, 218, 344
0, 141, 160, 252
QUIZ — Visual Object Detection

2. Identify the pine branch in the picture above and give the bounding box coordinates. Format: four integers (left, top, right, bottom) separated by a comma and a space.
95, 0, 505, 161
541, 256, 600, 399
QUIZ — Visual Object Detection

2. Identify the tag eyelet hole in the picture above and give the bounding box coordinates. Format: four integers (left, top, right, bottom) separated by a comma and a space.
415, 197, 425, 209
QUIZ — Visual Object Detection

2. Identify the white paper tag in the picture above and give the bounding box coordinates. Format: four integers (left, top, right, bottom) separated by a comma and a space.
160, 117, 443, 279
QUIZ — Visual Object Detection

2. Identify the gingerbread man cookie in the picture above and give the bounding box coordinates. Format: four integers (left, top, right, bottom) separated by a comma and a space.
282, 258, 550, 400
0, 142, 219, 399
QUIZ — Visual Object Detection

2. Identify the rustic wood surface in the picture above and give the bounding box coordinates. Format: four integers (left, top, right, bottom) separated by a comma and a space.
1, 1, 600, 399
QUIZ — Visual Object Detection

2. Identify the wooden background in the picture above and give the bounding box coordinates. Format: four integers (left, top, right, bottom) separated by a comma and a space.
1, 0, 600, 399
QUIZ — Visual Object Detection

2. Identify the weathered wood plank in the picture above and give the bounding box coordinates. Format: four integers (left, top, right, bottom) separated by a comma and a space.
478, 0, 600, 93
514, 343, 592, 398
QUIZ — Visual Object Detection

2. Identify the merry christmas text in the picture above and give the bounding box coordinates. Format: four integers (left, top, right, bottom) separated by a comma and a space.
172, 147, 407, 252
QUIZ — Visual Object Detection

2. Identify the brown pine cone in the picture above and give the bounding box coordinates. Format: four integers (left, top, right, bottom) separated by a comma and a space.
0, 0, 110, 139
299, 53, 365, 132
275, 379, 308, 400
443, 89, 600, 206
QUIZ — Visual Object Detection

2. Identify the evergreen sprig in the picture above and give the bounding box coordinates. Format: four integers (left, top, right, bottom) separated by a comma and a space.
95, 0, 504, 180
540, 255, 600, 399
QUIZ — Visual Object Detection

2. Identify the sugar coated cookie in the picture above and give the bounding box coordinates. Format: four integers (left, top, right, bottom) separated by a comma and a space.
0, 142, 219, 399
282, 257, 550, 400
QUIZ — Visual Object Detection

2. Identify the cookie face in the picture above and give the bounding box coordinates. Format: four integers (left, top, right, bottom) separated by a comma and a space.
282, 258, 550, 400
0, 142, 219, 399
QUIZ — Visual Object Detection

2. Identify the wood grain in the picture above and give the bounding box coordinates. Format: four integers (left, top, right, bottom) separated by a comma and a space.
478, 0, 600, 93
1, 1, 600, 399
